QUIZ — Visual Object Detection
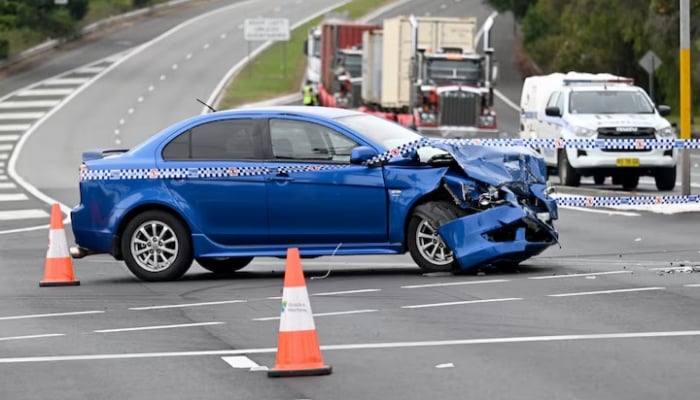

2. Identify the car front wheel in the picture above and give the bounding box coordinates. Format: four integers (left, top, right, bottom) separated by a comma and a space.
196, 257, 253, 274
558, 150, 581, 187
407, 201, 464, 273
121, 210, 193, 282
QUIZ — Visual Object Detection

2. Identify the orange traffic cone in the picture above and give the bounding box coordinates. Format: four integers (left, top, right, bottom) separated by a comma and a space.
268, 248, 332, 377
40, 204, 80, 287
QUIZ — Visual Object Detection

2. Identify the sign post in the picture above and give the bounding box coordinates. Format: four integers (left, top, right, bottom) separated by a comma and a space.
244, 18, 291, 78
638, 50, 662, 102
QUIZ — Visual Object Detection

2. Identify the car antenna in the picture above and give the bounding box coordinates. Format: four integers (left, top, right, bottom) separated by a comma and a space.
196, 98, 217, 113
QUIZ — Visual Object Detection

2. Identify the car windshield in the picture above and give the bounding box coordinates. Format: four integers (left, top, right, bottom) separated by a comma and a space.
335, 114, 424, 150
569, 90, 655, 114
426, 58, 482, 84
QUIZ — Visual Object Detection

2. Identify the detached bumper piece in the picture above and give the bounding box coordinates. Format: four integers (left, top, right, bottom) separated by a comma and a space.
438, 206, 558, 271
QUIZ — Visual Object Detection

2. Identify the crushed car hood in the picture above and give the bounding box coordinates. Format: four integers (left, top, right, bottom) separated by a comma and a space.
426, 142, 548, 187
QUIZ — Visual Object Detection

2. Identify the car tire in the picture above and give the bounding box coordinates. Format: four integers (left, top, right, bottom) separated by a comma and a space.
196, 257, 253, 274
655, 167, 676, 191
621, 174, 640, 190
557, 150, 581, 187
121, 210, 193, 282
407, 201, 465, 273
593, 174, 606, 185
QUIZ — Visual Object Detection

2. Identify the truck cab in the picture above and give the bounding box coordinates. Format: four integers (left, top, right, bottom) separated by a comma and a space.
333, 48, 363, 108
303, 26, 322, 85
520, 72, 677, 190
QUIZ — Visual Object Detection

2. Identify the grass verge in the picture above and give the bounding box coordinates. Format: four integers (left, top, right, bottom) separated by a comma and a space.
217, 0, 393, 109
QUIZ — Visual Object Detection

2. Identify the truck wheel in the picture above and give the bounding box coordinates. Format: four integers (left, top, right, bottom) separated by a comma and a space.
196, 257, 253, 274
407, 201, 465, 273
655, 167, 676, 191
121, 210, 193, 282
557, 150, 581, 187
621, 174, 639, 190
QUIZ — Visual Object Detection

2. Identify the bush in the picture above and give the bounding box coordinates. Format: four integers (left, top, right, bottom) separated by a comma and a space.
0, 40, 8, 60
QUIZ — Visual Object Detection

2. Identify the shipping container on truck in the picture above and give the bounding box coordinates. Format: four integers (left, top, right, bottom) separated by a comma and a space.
360, 15, 498, 137
317, 21, 379, 108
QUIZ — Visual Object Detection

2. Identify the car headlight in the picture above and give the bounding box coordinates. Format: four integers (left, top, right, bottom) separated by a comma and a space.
657, 126, 676, 137
573, 126, 596, 137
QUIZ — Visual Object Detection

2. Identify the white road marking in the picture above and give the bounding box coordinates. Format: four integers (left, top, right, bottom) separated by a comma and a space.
548, 287, 665, 297
402, 297, 522, 309
160, 74, 166, 80
435, 363, 454, 368
0, 310, 104, 321
17, 88, 74, 97
0, 101, 60, 108
222, 356, 259, 369
76, 66, 104, 74
4, 330, 700, 363
312, 289, 381, 296
0, 144, 12, 151
253, 309, 377, 321
529, 271, 633, 280
94, 321, 224, 333
129, 299, 246, 310
0, 134, 20, 141
401, 279, 508, 289
683, 284, 700, 287
0, 209, 50, 220
0, 334, 65, 342
559, 205, 641, 217
137, 96, 144, 103
0, 193, 27, 201
0, 175, 7, 180
0, 182, 15, 189
0, 124, 30, 131
254, 261, 417, 267
203, 43, 210, 49
171, 64, 178, 70
42, 77, 91, 85
0, 112, 44, 119
186, 53, 192, 59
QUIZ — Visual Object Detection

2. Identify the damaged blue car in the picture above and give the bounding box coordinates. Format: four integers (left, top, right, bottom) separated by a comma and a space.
70, 106, 558, 281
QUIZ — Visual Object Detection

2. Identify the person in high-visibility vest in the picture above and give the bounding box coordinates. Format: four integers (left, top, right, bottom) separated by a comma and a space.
302, 80, 317, 106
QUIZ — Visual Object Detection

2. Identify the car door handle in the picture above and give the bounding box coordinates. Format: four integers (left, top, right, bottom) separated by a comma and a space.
271, 174, 294, 182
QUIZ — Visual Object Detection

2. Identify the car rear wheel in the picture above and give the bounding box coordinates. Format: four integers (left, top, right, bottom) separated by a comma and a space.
407, 201, 464, 273
196, 257, 253, 274
121, 210, 193, 282
621, 174, 639, 190
655, 167, 676, 191
557, 150, 581, 187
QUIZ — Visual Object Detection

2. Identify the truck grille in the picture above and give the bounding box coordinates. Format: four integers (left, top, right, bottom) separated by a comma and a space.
438, 91, 479, 127
597, 127, 656, 152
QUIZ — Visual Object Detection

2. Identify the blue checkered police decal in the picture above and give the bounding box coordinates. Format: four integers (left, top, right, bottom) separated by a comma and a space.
555, 195, 700, 207
81, 166, 270, 181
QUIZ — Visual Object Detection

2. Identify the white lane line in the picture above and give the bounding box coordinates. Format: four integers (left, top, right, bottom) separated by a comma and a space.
529, 271, 633, 280
76, 66, 104, 74
0, 175, 7, 180
0, 209, 50, 221
17, 89, 74, 97
0, 192, 26, 200
0, 193, 27, 201
4, 330, 700, 363
0, 310, 104, 321
129, 299, 246, 310
684, 284, 700, 287
402, 297, 522, 309
94, 321, 225, 333
401, 279, 508, 289
253, 309, 377, 321
312, 289, 381, 296
548, 287, 665, 297
0, 112, 44, 120
254, 261, 417, 267
559, 205, 641, 217
0, 124, 30, 131
222, 356, 259, 369
0, 144, 13, 151
0, 334, 65, 342
0, 134, 20, 141
42, 77, 91, 85
0, 101, 60, 108
0, 182, 15, 189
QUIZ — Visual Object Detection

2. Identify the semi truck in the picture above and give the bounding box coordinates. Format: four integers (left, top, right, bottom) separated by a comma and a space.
359, 15, 498, 136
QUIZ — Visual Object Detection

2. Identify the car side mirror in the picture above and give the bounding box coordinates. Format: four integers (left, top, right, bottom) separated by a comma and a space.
545, 106, 561, 117
350, 146, 378, 165
657, 105, 671, 117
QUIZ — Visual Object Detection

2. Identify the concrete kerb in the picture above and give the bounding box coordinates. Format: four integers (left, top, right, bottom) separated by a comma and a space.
0, 0, 196, 71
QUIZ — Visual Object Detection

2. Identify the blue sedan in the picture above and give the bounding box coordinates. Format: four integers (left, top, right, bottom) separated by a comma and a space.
70, 106, 558, 281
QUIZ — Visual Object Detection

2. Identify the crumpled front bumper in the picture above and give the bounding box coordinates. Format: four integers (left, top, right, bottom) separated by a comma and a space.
437, 205, 558, 271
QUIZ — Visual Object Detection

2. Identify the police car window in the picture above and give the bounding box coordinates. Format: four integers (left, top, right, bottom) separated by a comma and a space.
162, 119, 259, 161
269, 119, 358, 162
546, 92, 560, 108
555, 92, 565, 110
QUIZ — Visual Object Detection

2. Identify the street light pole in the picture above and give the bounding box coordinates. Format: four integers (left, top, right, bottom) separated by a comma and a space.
680, 0, 691, 195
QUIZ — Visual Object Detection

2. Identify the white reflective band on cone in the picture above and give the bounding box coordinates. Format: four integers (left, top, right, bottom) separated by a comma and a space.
279, 287, 316, 332
47, 229, 69, 258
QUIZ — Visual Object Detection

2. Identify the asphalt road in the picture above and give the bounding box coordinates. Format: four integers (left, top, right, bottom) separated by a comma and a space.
1, 0, 700, 399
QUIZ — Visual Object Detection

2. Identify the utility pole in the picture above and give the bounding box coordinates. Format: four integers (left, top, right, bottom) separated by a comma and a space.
680, 0, 691, 195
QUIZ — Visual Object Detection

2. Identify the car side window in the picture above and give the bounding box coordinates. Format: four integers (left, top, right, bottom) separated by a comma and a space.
162, 119, 260, 161
269, 119, 358, 163
546, 92, 560, 109
555, 92, 565, 112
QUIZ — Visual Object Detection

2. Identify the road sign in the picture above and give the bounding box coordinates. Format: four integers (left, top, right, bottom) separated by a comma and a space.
639, 50, 662, 74
244, 18, 290, 41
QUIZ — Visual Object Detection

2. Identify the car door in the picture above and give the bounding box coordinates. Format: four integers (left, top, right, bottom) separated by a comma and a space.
541, 91, 563, 165
157, 117, 268, 246
264, 117, 387, 245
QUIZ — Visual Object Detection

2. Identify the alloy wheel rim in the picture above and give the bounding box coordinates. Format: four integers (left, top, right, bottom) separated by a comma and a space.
416, 219, 453, 265
130, 220, 179, 272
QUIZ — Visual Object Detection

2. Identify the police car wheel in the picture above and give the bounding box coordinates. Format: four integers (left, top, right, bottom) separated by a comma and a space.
407, 201, 464, 273
594, 175, 606, 185
621, 174, 639, 190
121, 210, 193, 282
655, 167, 676, 191
196, 257, 253, 273
557, 150, 581, 187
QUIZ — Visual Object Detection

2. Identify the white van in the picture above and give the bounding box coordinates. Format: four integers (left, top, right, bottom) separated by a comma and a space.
519, 72, 677, 191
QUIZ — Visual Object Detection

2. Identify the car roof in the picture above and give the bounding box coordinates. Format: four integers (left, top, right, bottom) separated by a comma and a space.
216, 105, 364, 120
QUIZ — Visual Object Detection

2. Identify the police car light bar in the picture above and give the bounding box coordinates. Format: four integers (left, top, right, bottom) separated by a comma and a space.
563, 78, 634, 85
